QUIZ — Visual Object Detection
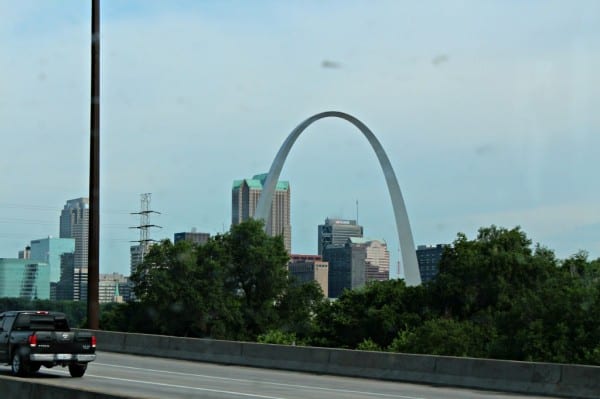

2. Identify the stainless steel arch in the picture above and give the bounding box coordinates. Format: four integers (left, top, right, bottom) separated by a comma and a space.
255, 111, 422, 286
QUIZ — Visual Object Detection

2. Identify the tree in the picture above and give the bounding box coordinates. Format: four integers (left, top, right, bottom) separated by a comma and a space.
127, 219, 291, 340
129, 236, 244, 338
389, 318, 490, 357
224, 219, 290, 339
310, 279, 431, 349
275, 279, 325, 342
430, 226, 558, 319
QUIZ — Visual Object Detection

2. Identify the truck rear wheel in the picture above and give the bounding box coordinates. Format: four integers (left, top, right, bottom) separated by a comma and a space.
11, 352, 30, 377
68, 363, 87, 377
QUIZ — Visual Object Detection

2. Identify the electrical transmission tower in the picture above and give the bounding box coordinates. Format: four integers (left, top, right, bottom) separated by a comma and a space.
130, 193, 161, 267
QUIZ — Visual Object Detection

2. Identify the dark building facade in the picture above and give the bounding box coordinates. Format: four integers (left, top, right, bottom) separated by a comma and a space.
55, 252, 75, 301
174, 231, 210, 246
323, 238, 389, 298
317, 218, 363, 256
322, 244, 352, 298
416, 244, 447, 283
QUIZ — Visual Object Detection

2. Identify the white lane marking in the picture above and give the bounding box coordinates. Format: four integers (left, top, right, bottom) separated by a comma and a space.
93, 362, 426, 399
44, 368, 288, 399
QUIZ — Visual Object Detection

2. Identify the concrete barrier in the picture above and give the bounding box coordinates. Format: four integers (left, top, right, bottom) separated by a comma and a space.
241, 341, 331, 372
0, 375, 133, 399
78, 329, 600, 399
557, 364, 600, 398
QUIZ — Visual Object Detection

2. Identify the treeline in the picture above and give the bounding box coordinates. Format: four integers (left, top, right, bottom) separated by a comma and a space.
0, 298, 88, 327
99, 220, 600, 365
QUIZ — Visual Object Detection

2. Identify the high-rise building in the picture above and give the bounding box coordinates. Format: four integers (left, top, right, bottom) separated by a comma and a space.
130, 244, 145, 277
73, 266, 88, 302
59, 198, 89, 301
317, 218, 363, 256
232, 173, 291, 252
288, 254, 329, 297
416, 244, 447, 283
323, 237, 389, 298
55, 252, 75, 301
29, 237, 75, 297
362, 239, 390, 282
0, 258, 50, 299
174, 230, 210, 246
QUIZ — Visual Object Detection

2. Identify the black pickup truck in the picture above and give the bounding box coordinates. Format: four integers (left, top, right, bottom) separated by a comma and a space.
0, 310, 96, 377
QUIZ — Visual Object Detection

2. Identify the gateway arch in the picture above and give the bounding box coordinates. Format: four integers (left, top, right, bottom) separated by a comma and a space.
254, 111, 422, 286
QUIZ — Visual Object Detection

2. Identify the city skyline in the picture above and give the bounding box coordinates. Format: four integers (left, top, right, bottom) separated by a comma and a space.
1, 1, 599, 277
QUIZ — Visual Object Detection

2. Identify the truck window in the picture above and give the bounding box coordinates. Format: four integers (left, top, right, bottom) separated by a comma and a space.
53, 317, 70, 332
13, 314, 70, 332
2, 316, 15, 332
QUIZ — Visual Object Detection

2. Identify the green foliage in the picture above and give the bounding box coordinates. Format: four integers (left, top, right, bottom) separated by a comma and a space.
226, 219, 290, 338
97, 222, 600, 366
310, 279, 429, 349
117, 219, 305, 341
388, 318, 491, 357
307, 225, 600, 365
430, 226, 557, 319
356, 338, 382, 351
257, 330, 297, 345
129, 237, 244, 338
0, 298, 88, 327
275, 279, 325, 341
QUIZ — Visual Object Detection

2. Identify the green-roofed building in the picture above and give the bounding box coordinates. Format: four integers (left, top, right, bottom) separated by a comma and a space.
232, 173, 291, 252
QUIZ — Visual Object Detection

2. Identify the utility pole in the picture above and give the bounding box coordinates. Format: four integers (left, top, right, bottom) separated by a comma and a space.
87, 0, 100, 329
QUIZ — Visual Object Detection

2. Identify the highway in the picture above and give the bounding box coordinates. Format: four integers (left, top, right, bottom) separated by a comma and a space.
1, 351, 562, 399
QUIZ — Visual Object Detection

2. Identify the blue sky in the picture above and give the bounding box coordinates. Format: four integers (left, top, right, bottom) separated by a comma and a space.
1, 1, 599, 277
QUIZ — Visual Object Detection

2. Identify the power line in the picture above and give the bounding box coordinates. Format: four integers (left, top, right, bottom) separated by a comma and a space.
0, 202, 132, 215
0, 218, 130, 229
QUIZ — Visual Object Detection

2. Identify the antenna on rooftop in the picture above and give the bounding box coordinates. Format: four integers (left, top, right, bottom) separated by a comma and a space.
130, 193, 162, 264
356, 200, 359, 223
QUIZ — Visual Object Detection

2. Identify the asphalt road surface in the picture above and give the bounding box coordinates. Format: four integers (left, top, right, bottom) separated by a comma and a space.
1, 351, 563, 399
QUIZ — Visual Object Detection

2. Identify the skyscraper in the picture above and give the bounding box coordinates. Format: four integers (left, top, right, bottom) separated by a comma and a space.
416, 244, 447, 283
29, 237, 75, 285
323, 237, 389, 298
130, 244, 145, 277
59, 198, 89, 301
317, 218, 363, 255
55, 252, 75, 301
232, 173, 291, 252
29, 237, 75, 300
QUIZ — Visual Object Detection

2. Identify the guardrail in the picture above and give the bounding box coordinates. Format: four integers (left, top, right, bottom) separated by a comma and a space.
78, 329, 599, 398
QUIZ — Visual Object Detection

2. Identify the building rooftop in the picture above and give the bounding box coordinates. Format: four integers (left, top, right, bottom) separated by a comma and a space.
232, 174, 289, 191
349, 237, 387, 245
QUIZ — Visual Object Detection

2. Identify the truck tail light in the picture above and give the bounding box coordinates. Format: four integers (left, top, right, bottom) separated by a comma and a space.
28, 334, 37, 348
91, 335, 96, 348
